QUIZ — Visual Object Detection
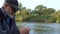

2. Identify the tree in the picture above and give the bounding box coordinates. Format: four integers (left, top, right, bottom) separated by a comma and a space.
51, 10, 60, 23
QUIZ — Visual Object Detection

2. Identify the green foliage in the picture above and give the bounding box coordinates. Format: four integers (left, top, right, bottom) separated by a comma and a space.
15, 3, 60, 23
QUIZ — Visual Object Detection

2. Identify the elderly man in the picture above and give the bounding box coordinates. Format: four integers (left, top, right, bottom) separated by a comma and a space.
0, 0, 30, 34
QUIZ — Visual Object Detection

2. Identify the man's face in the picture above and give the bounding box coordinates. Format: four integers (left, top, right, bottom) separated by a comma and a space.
5, 4, 18, 15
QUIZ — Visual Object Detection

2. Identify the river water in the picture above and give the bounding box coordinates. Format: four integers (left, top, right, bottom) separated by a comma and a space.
16, 22, 60, 34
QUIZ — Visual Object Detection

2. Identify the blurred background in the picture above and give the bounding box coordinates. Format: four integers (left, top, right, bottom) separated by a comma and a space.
0, 0, 60, 34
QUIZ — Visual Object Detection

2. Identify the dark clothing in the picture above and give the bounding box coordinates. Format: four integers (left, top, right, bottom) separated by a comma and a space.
1, 7, 11, 24
0, 7, 20, 34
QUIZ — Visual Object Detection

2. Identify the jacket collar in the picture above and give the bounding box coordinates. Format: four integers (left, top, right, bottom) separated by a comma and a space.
1, 7, 8, 18
1, 7, 15, 19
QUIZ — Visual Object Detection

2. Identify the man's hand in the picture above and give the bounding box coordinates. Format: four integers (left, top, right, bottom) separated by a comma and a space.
19, 27, 30, 34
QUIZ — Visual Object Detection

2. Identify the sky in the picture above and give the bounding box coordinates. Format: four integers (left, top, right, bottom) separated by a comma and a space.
0, 0, 60, 10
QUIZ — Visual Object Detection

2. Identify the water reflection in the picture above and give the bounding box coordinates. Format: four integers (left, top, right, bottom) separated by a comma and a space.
16, 22, 60, 34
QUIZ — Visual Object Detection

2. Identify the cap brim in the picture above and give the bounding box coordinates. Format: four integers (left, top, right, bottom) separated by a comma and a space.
13, 6, 22, 11
13, 6, 21, 11
10, 4, 21, 11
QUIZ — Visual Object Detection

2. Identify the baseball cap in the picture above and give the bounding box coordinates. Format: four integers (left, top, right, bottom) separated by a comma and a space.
5, 0, 21, 11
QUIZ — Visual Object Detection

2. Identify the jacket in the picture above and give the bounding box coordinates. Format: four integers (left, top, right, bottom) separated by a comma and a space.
0, 8, 20, 34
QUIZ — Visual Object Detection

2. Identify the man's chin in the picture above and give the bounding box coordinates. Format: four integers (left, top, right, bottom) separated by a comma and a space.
8, 14, 14, 18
